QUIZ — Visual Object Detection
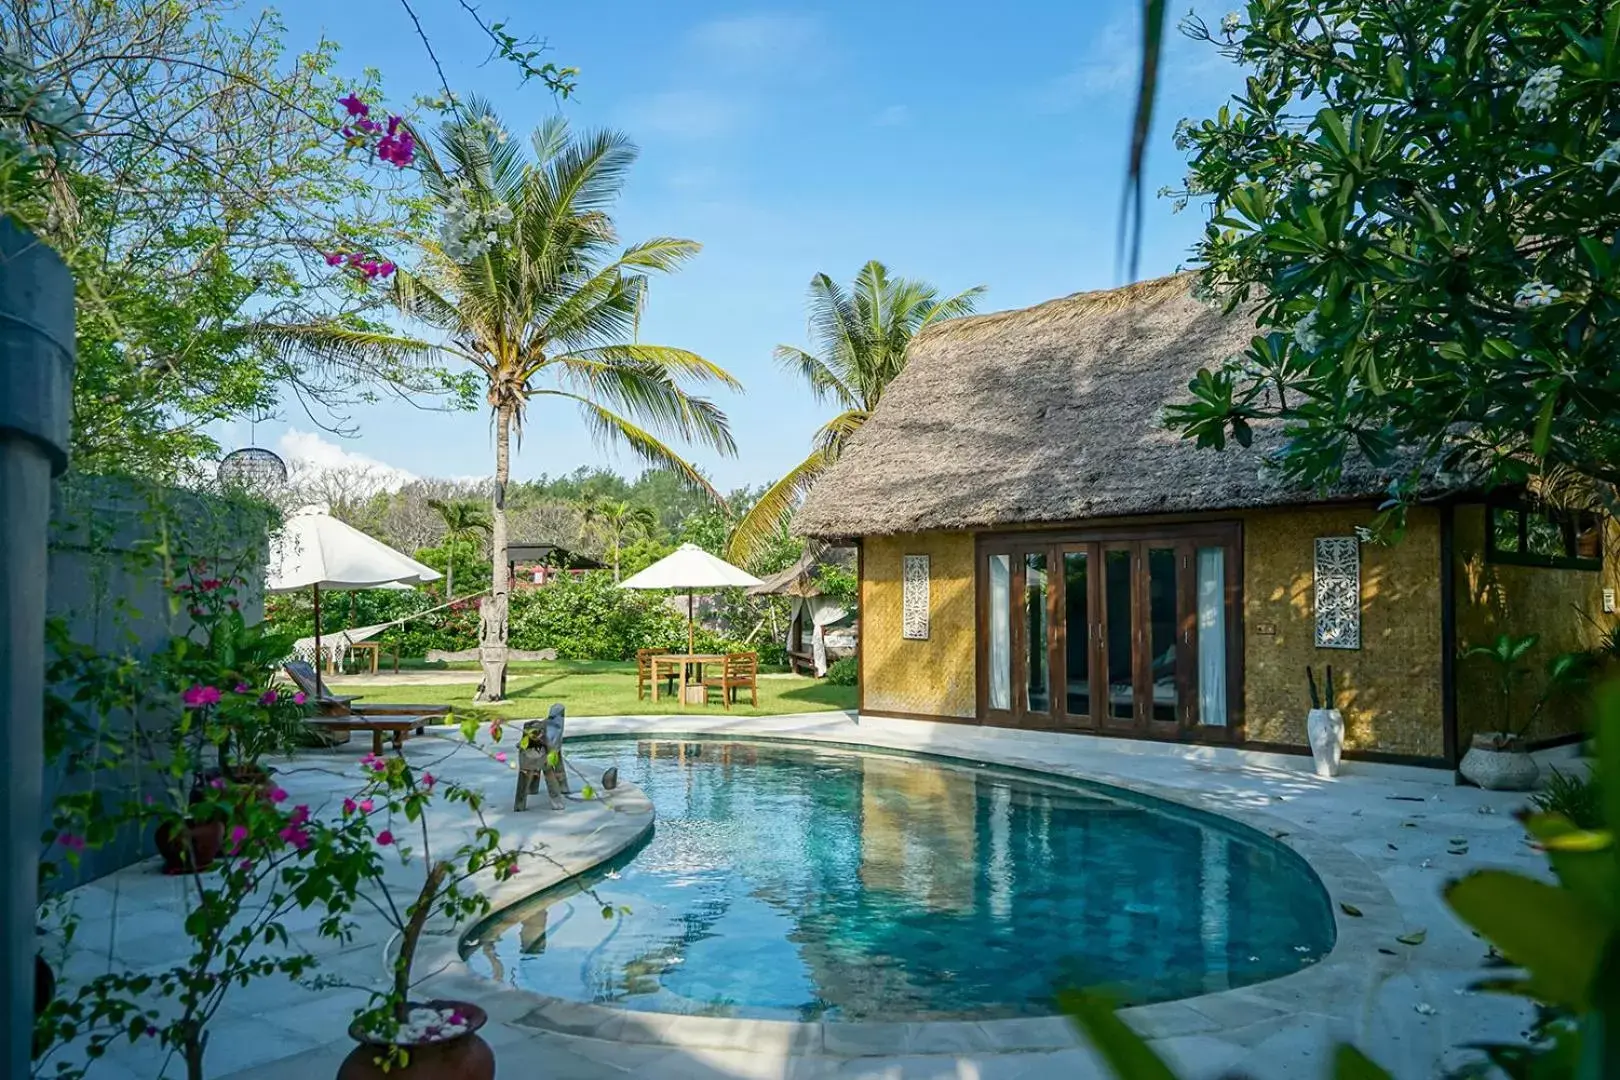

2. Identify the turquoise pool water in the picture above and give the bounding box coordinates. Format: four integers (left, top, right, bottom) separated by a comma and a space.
463, 739, 1334, 1021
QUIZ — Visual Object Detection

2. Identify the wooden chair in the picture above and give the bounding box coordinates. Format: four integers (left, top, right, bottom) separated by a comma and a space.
282, 660, 453, 749
636, 649, 678, 700
703, 652, 758, 710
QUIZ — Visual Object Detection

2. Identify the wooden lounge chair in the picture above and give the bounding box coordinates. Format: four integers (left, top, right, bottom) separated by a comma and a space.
703, 652, 758, 710
282, 661, 452, 752
635, 649, 678, 700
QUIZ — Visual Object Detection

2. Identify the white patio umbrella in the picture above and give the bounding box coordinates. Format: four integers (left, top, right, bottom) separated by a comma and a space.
267, 505, 442, 692
618, 543, 762, 654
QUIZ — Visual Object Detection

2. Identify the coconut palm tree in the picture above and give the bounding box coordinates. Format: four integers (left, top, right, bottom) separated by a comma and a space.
580, 498, 659, 582
425, 498, 491, 599
270, 105, 739, 701
726, 261, 983, 564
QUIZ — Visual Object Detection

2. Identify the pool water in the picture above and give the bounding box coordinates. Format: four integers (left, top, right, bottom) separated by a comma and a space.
463, 739, 1334, 1021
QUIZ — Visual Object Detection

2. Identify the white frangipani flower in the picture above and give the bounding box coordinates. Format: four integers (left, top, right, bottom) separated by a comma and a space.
1514, 281, 1560, 308
1591, 137, 1620, 173
1308, 177, 1334, 198
1517, 67, 1561, 117
1221, 11, 1242, 34
1293, 309, 1323, 353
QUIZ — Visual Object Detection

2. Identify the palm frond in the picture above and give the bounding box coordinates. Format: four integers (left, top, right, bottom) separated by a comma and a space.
251, 321, 446, 383
615, 236, 702, 274
812, 408, 869, 459
774, 345, 858, 410
726, 451, 831, 564
560, 393, 725, 504
550, 349, 738, 455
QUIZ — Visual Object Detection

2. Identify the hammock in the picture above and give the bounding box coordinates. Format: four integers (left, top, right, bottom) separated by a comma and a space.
291, 589, 490, 669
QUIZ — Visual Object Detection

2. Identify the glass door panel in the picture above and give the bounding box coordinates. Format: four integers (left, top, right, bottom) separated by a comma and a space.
986, 553, 1012, 712
1195, 546, 1228, 728
1102, 546, 1136, 725
1146, 546, 1180, 726
1062, 549, 1092, 722
1023, 552, 1051, 716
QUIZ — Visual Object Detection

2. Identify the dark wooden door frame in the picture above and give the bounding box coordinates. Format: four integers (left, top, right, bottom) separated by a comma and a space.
975, 521, 1246, 746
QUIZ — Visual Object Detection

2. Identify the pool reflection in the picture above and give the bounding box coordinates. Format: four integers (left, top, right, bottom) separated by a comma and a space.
463, 740, 1333, 1020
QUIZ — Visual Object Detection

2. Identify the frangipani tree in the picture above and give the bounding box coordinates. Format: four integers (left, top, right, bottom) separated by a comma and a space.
727, 261, 982, 564
275, 104, 738, 701
1162, 1, 1620, 519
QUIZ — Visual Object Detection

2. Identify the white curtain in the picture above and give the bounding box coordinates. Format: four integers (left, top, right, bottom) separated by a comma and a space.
988, 554, 1011, 710
806, 596, 849, 676
1197, 547, 1228, 727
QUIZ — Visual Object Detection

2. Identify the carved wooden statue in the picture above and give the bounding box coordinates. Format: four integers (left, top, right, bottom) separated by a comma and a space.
513, 703, 569, 811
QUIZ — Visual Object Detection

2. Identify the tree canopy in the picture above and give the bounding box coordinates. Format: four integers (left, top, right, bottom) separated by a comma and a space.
1162, 0, 1620, 517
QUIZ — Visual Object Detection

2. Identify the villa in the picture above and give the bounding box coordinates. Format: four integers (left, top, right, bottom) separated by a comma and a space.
795, 273, 1617, 770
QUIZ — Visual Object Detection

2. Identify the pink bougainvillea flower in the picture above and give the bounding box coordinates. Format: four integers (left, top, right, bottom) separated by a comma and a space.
358, 799, 375, 813
342, 797, 357, 816
259, 689, 278, 706
57, 833, 85, 852
237, 859, 254, 874
386, 115, 400, 136
187, 605, 205, 618
279, 825, 310, 851
288, 804, 311, 827
293, 692, 307, 705
145, 1024, 159, 1038
173, 583, 193, 593
200, 578, 222, 592
376, 830, 395, 846
209, 777, 226, 790
234, 682, 251, 694
377, 261, 396, 278
182, 684, 221, 708
421, 772, 436, 790
357, 118, 380, 134
494, 752, 508, 764
227, 825, 248, 854
267, 787, 288, 804
359, 752, 379, 769
489, 721, 503, 741
325, 252, 343, 266
338, 93, 369, 117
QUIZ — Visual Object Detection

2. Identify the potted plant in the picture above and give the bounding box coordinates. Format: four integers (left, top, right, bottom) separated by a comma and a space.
1459, 633, 1588, 790
1305, 665, 1344, 778
317, 734, 535, 1080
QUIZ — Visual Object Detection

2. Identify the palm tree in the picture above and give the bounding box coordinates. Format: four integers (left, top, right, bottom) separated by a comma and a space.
727, 261, 983, 563
581, 498, 659, 582
270, 105, 739, 701
426, 498, 492, 599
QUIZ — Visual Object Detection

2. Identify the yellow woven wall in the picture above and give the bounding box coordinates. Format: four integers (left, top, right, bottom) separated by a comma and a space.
1453, 507, 1619, 743
861, 532, 977, 718
1241, 506, 1445, 757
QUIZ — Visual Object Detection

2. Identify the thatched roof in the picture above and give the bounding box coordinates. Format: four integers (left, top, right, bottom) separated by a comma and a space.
747, 546, 855, 597
795, 273, 1398, 539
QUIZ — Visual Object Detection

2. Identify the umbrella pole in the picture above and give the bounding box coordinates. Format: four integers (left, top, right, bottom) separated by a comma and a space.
687, 590, 695, 655
313, 582, 322, 698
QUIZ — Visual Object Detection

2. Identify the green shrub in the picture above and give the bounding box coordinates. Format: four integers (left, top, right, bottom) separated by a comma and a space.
507, 572, 687, 660
1530, 767, 1603, 830
824, 656, 858, 686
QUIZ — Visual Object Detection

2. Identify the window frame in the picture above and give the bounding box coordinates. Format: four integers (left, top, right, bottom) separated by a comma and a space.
1485, 495, 1603, 571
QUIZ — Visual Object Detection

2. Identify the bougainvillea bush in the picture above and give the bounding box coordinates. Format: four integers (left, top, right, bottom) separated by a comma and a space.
1162, 1, 1620, 516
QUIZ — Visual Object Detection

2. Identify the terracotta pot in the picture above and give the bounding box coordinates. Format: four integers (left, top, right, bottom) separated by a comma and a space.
336, 1001, 493, 1080
1459, 733, 1540, 791
155, 818, 225, 875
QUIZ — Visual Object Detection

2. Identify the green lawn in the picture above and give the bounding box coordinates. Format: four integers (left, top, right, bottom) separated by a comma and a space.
340, 660, 856, 722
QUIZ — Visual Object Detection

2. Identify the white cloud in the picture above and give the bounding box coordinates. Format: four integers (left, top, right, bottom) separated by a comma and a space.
688, 14, 825, 74
872, 104, 911, 127
1033, 18, 1138, 114
277, 429, 418, 491
621, 90, 750, 140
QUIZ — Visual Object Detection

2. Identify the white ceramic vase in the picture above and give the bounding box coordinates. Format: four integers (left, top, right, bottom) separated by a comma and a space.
1306, 707, 1344, 778
1458, 733, 1539, 791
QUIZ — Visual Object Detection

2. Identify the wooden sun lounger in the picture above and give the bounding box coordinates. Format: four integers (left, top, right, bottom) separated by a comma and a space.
305, 715, 435, 757
282, 660, 452, 721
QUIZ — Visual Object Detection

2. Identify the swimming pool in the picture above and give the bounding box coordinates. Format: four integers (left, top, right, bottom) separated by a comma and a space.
463, 738, 1335, 1021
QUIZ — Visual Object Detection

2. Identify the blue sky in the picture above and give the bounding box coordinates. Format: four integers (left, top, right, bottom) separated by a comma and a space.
231, 1, 1244, 490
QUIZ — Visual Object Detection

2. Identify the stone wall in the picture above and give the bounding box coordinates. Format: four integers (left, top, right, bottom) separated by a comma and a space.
859, 532, 977, 719
1241, 505, 1446, 759
43, 477, 272, 889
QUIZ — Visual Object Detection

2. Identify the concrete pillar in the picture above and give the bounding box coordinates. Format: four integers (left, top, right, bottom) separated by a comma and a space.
0, 218, 75, 1080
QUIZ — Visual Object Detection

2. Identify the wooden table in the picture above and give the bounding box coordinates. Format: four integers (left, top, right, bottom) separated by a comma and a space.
346, 641, 380, 675
651, 653, 726, 705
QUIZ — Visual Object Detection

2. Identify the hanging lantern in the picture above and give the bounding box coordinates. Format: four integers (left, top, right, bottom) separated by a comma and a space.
217, 446, 288, 489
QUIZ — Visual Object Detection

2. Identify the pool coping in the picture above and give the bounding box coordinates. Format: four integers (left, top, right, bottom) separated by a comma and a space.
415, 721, 1408, 1057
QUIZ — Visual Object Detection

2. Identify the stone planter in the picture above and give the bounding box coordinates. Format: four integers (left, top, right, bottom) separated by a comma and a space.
1459, 733, 1539, 791
337, 1001, 494, 1080
1306, 707, 1344, 778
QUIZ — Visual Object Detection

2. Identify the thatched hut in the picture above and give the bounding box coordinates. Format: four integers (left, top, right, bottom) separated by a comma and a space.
748, 547, 857, 675
796, 273, 1614, 769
